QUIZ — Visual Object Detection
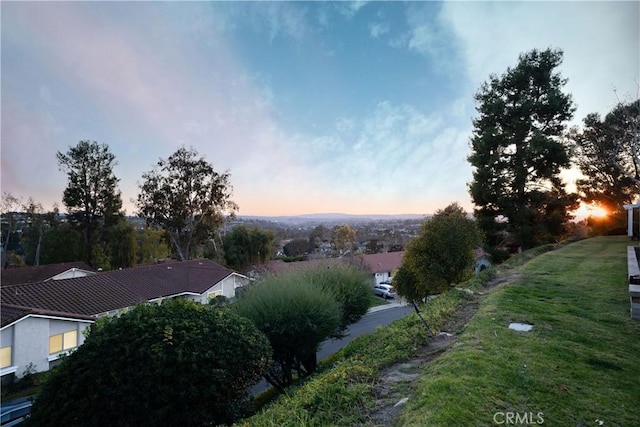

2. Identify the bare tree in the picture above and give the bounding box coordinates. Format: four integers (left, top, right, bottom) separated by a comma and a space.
1, 192, 22, 267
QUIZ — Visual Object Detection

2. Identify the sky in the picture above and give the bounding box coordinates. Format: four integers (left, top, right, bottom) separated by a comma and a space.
1, 1, 638, 217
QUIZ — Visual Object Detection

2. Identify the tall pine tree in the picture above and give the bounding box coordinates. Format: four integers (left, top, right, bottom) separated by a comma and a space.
468, 48, 578, 255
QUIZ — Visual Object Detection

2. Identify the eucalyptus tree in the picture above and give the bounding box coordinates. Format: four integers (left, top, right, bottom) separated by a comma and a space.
21, 198, 45, 265
57, 140, 122, 267
468, 48, 578, 253
332, 224, 357, 254
136, 146, 238, 260
1, 192, 21, 261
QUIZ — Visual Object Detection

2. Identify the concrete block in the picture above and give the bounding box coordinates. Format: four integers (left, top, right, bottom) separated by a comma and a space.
629, 247, 640, 276
630, 284, 640, 298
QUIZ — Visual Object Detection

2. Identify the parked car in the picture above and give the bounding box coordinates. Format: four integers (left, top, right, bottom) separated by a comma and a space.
0, 399, 32, 426
373, 283, 396, 299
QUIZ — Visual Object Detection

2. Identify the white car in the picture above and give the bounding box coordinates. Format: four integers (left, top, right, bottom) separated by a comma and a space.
373, 283, 397, 299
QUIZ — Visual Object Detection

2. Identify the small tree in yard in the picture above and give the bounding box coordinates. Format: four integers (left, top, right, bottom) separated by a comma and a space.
233, 275, 341, 391
27, 299, 271, 427
395, 203, 482, 302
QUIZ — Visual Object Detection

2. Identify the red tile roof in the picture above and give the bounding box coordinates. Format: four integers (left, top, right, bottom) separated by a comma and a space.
1, 262, 95, 286
358, 251, 404, 274
0, 259, 236, 325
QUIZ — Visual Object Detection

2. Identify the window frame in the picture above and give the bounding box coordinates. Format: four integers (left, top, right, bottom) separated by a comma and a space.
49, 330, 78, 355
0, 346, 12, 369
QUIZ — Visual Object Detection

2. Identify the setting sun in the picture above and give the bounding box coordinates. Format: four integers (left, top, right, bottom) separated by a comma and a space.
575, 203, 609, 219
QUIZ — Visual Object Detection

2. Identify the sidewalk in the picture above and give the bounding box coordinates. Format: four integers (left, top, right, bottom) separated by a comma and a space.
367, 299, 408, 314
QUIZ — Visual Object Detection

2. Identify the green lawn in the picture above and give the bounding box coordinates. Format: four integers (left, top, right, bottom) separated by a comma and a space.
399, 236, 640, 426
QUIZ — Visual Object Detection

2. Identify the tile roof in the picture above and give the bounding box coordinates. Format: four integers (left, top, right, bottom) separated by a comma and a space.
1, 262, 95, 286
0, 259, 236, 323
1, 304, 94, 328
358, 251, 404, 274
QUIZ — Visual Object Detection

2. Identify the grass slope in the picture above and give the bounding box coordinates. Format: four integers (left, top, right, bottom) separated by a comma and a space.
399, 236, 640, 426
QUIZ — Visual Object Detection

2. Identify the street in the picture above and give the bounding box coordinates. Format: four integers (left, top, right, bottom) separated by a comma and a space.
252, 302, 414, 395
317, 303, 414, 360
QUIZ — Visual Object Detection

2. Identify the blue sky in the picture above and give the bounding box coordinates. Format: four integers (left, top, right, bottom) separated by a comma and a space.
2, 1, 638, 216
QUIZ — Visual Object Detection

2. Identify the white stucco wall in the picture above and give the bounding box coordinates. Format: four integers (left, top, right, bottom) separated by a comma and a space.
374, 271, 392, 285
200, 273, 250, 302
1, 316, 92, 379
13, 317, 50, 377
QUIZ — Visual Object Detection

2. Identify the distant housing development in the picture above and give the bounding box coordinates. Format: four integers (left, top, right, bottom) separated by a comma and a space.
0, 260, 248, 381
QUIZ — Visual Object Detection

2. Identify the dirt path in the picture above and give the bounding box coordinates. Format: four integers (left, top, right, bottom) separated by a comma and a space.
360, 272, 522, 426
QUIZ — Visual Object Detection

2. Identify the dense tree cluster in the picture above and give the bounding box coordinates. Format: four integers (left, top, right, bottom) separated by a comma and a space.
282, 238, 310, 257
222, 224, 275, 272
2, 143, 234, 269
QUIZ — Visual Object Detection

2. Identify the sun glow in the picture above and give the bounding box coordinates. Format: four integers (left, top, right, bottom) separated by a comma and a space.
575, 203, 609, 219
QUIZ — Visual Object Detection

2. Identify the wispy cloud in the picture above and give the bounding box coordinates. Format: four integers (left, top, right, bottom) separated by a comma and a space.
2, 2, 285, 213
244, 2, 309, 42
440, 1, 639, 120
338, 1, 369, 19
283, 99, 473, 213
369, 21, 390, 38
3, 1, 635, 216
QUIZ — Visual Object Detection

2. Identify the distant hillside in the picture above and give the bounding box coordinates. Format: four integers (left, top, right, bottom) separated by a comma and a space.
238, 213, 430, 225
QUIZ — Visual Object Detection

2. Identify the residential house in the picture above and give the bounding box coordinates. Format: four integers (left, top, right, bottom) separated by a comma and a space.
1, 261, 95, 286
0, 259, 248, 381
356, 251, 404, 285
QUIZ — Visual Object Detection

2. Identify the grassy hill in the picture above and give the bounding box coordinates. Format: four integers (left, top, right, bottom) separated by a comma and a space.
240, 236, 640, 426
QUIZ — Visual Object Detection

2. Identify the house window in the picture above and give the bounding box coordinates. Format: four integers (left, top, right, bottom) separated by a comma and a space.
0, 346, 11, 369
207, 291, 223, 300
49, 330, 78, 354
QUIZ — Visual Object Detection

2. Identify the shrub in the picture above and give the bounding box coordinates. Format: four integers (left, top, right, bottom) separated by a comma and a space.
298, 264, 372, 334
233, 274, 341, 391
27, 299, 271, 427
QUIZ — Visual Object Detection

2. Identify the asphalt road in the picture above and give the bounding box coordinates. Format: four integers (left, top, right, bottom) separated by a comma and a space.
252, 302, 414, 395
317, 304, 414, 360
